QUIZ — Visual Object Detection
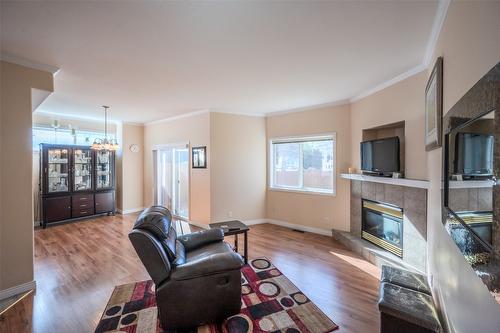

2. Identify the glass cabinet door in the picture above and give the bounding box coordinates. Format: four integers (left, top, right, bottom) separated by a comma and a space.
96, 150, 113, 189
73, 148, 93, 191
47, 148, 70, 193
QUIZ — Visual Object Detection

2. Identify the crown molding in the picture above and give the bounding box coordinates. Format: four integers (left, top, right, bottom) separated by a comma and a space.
145, 109, 266, 126
0, 53, 60, 75
266, 99, 350, 117
349, 64, 427, 103
349, 0, 449, 103
145, 109, 211, 126
121, 121, 144, 126
423, 0, 450, 67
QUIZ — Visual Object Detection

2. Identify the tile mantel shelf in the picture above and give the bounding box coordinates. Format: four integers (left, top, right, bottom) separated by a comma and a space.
340, 173, 429, 189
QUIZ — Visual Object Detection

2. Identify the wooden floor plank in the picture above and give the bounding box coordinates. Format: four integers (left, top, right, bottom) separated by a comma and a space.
2, 214, 380, 333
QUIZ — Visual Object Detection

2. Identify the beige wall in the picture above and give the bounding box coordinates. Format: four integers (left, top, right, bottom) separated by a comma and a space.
0, 61, 53, 291
210, 113, 266, 222
143, 112, 211, 224
426, 2, 500, 332
350, 71, 428, 180
266, 104, 351, 231
118, 123, 144, 212
348, 2, 500, 331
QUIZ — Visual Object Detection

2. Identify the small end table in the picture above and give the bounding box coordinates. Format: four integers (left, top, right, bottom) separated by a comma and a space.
209, 220, 249, 264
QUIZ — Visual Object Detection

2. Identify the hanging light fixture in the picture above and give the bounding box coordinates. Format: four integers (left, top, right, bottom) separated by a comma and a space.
91, 105, 119, 150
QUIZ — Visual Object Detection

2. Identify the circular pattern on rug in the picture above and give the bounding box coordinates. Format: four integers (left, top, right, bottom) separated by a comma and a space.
225, 314, 252, 333
105, 305, 121, 316
242, 284, 252, 295
252, 258, 271, 270
258, 281, 280, 297
258, 317, 275, 331
280, 297, 295, 307
285, 328, 301, 333
292, 292, 308, 304
269, 269, 281, 277
120, 313, 137, 326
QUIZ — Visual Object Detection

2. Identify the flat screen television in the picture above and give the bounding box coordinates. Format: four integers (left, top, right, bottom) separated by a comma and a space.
454, 132, 494, 177
360, 137, 400, 176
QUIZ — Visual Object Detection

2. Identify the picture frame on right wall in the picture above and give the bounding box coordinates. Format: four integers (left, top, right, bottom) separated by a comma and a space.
192, 146, 207, 168
425, 56, 443, 151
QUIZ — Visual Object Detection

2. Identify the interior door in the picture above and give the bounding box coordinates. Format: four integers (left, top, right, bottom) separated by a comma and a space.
173, 147, 189, 220
154, 144, 189, 220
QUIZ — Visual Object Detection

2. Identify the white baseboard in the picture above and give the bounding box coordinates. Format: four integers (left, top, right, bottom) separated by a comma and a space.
186, 217, 332, 237
243, 219, 268, 226
264, 219, 333, 236
117, 207, 144, 215
0, 280, 36, 301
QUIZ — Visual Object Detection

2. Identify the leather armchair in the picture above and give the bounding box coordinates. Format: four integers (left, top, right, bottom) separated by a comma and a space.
128, 206, 243, 330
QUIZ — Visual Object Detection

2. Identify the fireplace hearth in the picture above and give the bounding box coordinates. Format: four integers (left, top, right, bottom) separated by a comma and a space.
362, 199, 403, 257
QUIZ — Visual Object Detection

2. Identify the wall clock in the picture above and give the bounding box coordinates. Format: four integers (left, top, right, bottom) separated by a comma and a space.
129, 144, 140, 153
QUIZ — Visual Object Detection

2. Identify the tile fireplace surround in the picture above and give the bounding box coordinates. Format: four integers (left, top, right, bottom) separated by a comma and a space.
337, 174, 428, 273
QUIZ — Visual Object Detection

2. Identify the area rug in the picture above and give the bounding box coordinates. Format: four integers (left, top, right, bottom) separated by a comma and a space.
95, 257, 338, 333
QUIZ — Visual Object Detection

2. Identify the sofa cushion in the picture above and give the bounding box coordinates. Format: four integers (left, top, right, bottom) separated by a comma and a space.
186, 241, 234, 263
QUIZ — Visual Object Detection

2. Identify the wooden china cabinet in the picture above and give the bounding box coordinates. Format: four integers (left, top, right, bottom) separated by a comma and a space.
39, 144, 116, 228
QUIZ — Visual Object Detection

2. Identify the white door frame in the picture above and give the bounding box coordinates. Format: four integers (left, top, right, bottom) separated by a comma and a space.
152, 142, 190, 221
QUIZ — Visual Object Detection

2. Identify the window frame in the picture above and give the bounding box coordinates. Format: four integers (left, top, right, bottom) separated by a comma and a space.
268, 133, 336, 196
32, 125, 116, 151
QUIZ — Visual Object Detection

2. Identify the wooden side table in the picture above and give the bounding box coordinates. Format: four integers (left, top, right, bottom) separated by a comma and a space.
209, 220, 249, 264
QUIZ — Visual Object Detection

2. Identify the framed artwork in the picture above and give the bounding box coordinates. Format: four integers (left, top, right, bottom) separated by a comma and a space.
192, 146, 207, 168
425, 56, 443, 151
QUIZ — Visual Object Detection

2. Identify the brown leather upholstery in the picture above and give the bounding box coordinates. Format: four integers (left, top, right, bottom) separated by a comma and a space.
129, 206, 243, 330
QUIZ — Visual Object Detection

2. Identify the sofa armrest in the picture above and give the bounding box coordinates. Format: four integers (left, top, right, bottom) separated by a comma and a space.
177, 228, 224, 251
170, 251, 243, 281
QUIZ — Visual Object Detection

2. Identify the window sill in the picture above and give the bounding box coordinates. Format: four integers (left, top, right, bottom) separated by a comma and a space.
268, 187, 336, 196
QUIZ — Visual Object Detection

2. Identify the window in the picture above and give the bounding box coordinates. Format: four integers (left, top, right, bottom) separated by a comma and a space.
32, 126, 116, 150
269, 134, 336, 195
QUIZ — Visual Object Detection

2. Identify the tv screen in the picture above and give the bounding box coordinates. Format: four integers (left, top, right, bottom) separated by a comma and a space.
361, 137, 400, 174
454, 133, 494, 176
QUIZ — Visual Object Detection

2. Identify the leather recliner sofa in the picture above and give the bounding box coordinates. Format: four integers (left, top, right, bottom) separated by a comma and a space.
129, 206, 243, 330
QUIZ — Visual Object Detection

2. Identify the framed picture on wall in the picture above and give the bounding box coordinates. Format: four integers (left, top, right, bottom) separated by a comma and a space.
425, 56, 443, 151
192, 146, 207, 168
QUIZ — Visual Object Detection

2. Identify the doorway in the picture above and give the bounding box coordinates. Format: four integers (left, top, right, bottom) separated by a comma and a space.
153, 143, 189, 220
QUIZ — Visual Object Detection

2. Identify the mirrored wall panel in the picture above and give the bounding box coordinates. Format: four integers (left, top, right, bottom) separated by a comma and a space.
443, 62, 499, 305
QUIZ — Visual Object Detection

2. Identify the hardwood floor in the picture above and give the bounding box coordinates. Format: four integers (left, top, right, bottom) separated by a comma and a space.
2, 214, 381, 333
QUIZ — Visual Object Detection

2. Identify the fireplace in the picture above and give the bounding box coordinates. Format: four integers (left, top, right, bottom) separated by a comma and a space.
362, 199, 403, 257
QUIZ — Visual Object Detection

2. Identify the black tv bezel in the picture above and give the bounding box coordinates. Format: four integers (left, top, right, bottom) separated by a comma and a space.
360, 136, 401, 174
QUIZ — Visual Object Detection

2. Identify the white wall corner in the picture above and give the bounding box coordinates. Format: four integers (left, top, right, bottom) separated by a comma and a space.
0, 280, 36, 301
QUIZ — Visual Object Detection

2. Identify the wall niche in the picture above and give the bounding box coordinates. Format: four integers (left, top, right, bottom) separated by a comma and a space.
362, 121, 405, 177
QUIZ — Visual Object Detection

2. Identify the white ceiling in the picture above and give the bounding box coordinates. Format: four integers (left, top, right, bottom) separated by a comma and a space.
1, 1, 440, 123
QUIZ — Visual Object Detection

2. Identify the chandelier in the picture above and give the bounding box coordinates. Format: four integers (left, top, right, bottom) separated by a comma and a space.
91, 105, 119, 150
